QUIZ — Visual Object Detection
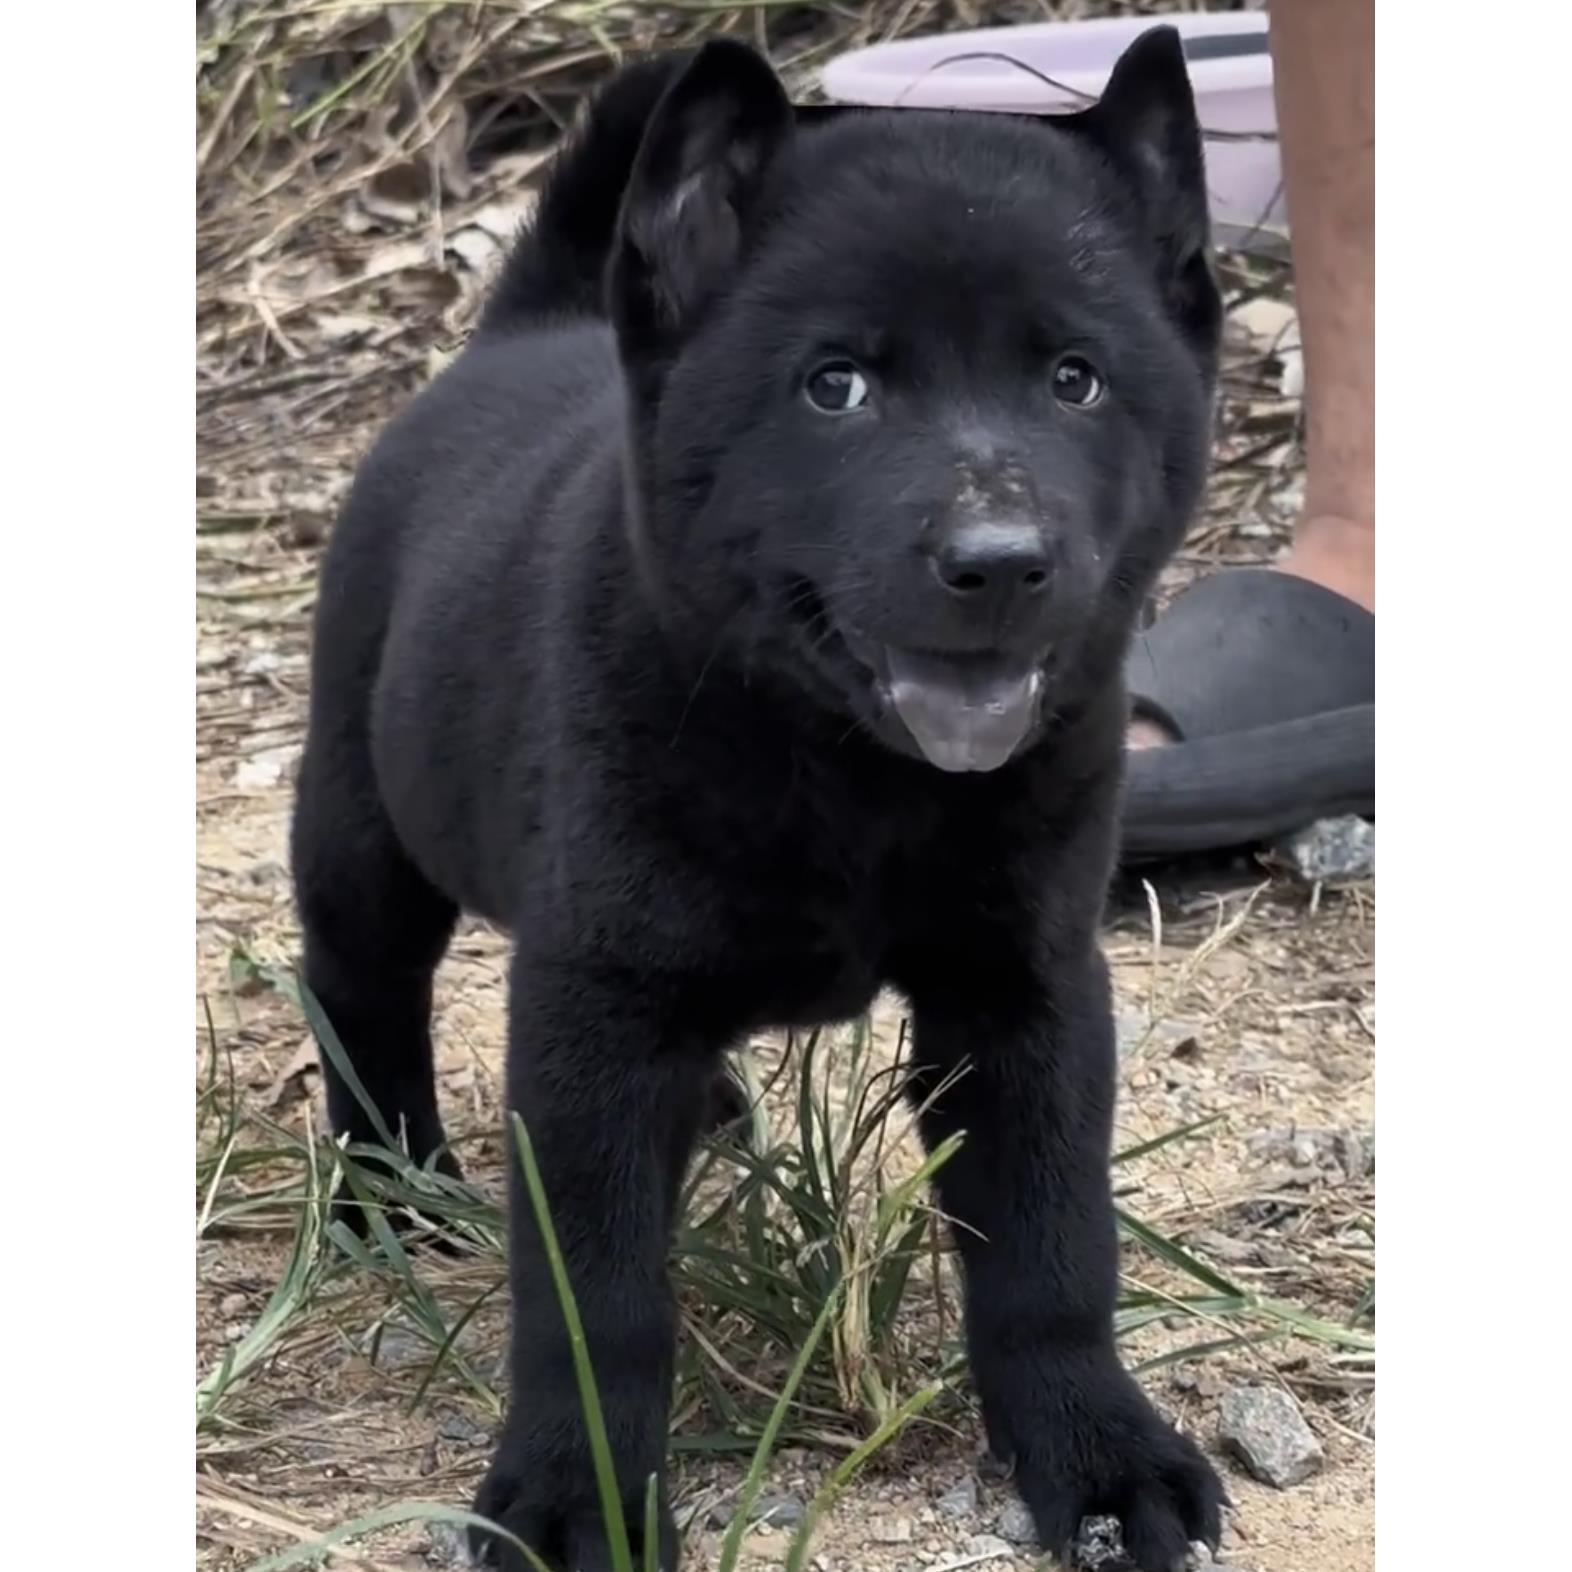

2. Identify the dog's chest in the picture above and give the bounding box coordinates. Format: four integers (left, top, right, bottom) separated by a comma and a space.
717, 857, 896, 1032
731, 930, 884, 1031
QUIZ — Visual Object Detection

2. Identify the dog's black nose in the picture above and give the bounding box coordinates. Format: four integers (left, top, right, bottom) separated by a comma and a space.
931, 522, 1051, 614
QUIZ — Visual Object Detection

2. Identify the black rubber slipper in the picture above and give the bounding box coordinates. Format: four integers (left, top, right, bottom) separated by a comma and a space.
1120, 568, 1374, 859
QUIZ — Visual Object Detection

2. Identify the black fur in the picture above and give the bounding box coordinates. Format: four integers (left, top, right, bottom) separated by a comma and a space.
292, 29, 1224, 1571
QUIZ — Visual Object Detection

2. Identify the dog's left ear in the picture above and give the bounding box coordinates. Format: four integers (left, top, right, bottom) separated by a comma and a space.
610, 39, 793, 361
1060, 27, 1217, 346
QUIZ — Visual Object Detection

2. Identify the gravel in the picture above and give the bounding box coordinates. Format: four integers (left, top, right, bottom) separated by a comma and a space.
936, 1476, 980, 1518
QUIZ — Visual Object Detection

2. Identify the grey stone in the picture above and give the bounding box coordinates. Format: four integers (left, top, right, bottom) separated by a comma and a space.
1219, 1385, 1325, 1487
438, 1411, 492, 1446
1333, 1126, 1375, 1180
936, 1475, 979, 1518
1270, 815, 1374, 882
996, 1497, 1036, 1544
871, 1515, 914, 1543
423, 1520, 472, 1566
1191, 1229, 1261, 1266
749, 1491, 806, 1529
359, 1324, 430, 1369
1117, 1012, 1201, 1060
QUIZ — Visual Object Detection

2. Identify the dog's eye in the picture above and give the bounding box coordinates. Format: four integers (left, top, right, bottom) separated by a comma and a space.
804, 361, 870, 415
1052, 354, 1105, 408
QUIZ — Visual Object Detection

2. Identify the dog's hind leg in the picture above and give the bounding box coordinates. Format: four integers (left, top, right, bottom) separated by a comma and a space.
290, 723, 459, 1205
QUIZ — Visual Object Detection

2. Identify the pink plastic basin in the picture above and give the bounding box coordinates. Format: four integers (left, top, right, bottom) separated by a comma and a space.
820, 13, 1286, 243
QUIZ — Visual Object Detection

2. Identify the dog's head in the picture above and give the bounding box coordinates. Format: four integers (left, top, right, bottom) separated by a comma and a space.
608, 32, 1220, 772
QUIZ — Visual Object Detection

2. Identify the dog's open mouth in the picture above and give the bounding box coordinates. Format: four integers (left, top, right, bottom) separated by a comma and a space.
787, 579, 1044, 773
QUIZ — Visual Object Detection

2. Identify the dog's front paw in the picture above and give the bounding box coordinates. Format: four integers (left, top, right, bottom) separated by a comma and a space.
469, 1431, 677, 1572
1000, 1356, 1223, 1572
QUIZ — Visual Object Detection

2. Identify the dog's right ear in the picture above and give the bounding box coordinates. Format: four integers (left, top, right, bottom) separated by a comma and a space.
609, 40, 792, 359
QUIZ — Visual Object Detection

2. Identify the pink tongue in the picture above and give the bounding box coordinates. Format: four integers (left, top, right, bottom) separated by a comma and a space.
884, 649, 1041, 773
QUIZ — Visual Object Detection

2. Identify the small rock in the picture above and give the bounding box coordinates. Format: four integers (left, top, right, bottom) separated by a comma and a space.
235, 744, 301, 791
749, 1491, 806, 1530
423, 1519, 472, 1566
241, 648, 282, 678
1268, 815, 1374, 882
438, 1411, 492, 1447
1332, 1126, 1375, 1180
871, 1515, 914, 1544
996, 1497, 1035, 1544
936, 1475, 979, 1518
1219, 1385, 1324, 1487
1192, 1229, 1261, 1266
1171, 1365, 1225, 1399
218, 1291, 248, 1317
1289, 1134, 1320, 1167
359, 1324, 430, 1369
1117, 1012, 1201, 1060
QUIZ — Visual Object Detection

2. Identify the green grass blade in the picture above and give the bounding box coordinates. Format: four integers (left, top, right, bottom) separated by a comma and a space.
198, 1161, 327, 1426
241, 1502, 549, 1572
1115, 1207, 1244, 1297
784, 1381, 945, 1572
257, 963, 400, 1152
717, 1284, 844, 1572
511, 1113, 634, 1572
1112, 1115, 1222, 1165
643, 1473, 662, 1572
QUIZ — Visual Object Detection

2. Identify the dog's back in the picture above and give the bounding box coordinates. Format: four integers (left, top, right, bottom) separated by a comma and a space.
295, 59, 697, 914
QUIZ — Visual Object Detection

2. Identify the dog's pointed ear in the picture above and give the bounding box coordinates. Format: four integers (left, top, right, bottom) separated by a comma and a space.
1061, 27, 1217, 345
610, 40, 792, 356
1075, 27, 1210, 265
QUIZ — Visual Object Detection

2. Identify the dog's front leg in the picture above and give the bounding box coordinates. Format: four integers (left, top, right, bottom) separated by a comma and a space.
471, 946, 720, 1572
902, 941, 1224, 1572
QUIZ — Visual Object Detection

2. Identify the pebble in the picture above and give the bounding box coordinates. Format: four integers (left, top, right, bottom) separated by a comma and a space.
1116, 1012, 1202, 1060
936, 1475, 979, 1518
1191, 1229, 1261, 1266
1247, 1124, 1375, 1183
871, 1515, 914, 1543
218, 1291, 248, 1317
1333, 1125, 1375, 1180
1268, 814, 1374, 882
1171, 1364, 1226, 1399
748, 1491, 806, 1530
995, 1497, 1035, 1544
234, 743, 302, 791
438, 1411, 492, 1447
1219, 1385, 1325, 1487
423, 1520, 471, 1566
359, 1324, 430, 1369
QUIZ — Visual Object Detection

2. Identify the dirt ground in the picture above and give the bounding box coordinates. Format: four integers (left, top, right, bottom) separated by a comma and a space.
196, 16, 1373, 1567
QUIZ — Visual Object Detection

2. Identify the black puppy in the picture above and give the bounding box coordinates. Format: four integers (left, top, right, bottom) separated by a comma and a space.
292, 28, 1224, 1571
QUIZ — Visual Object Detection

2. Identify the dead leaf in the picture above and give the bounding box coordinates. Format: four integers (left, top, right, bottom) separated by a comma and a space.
264, 1038, 321, 1111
